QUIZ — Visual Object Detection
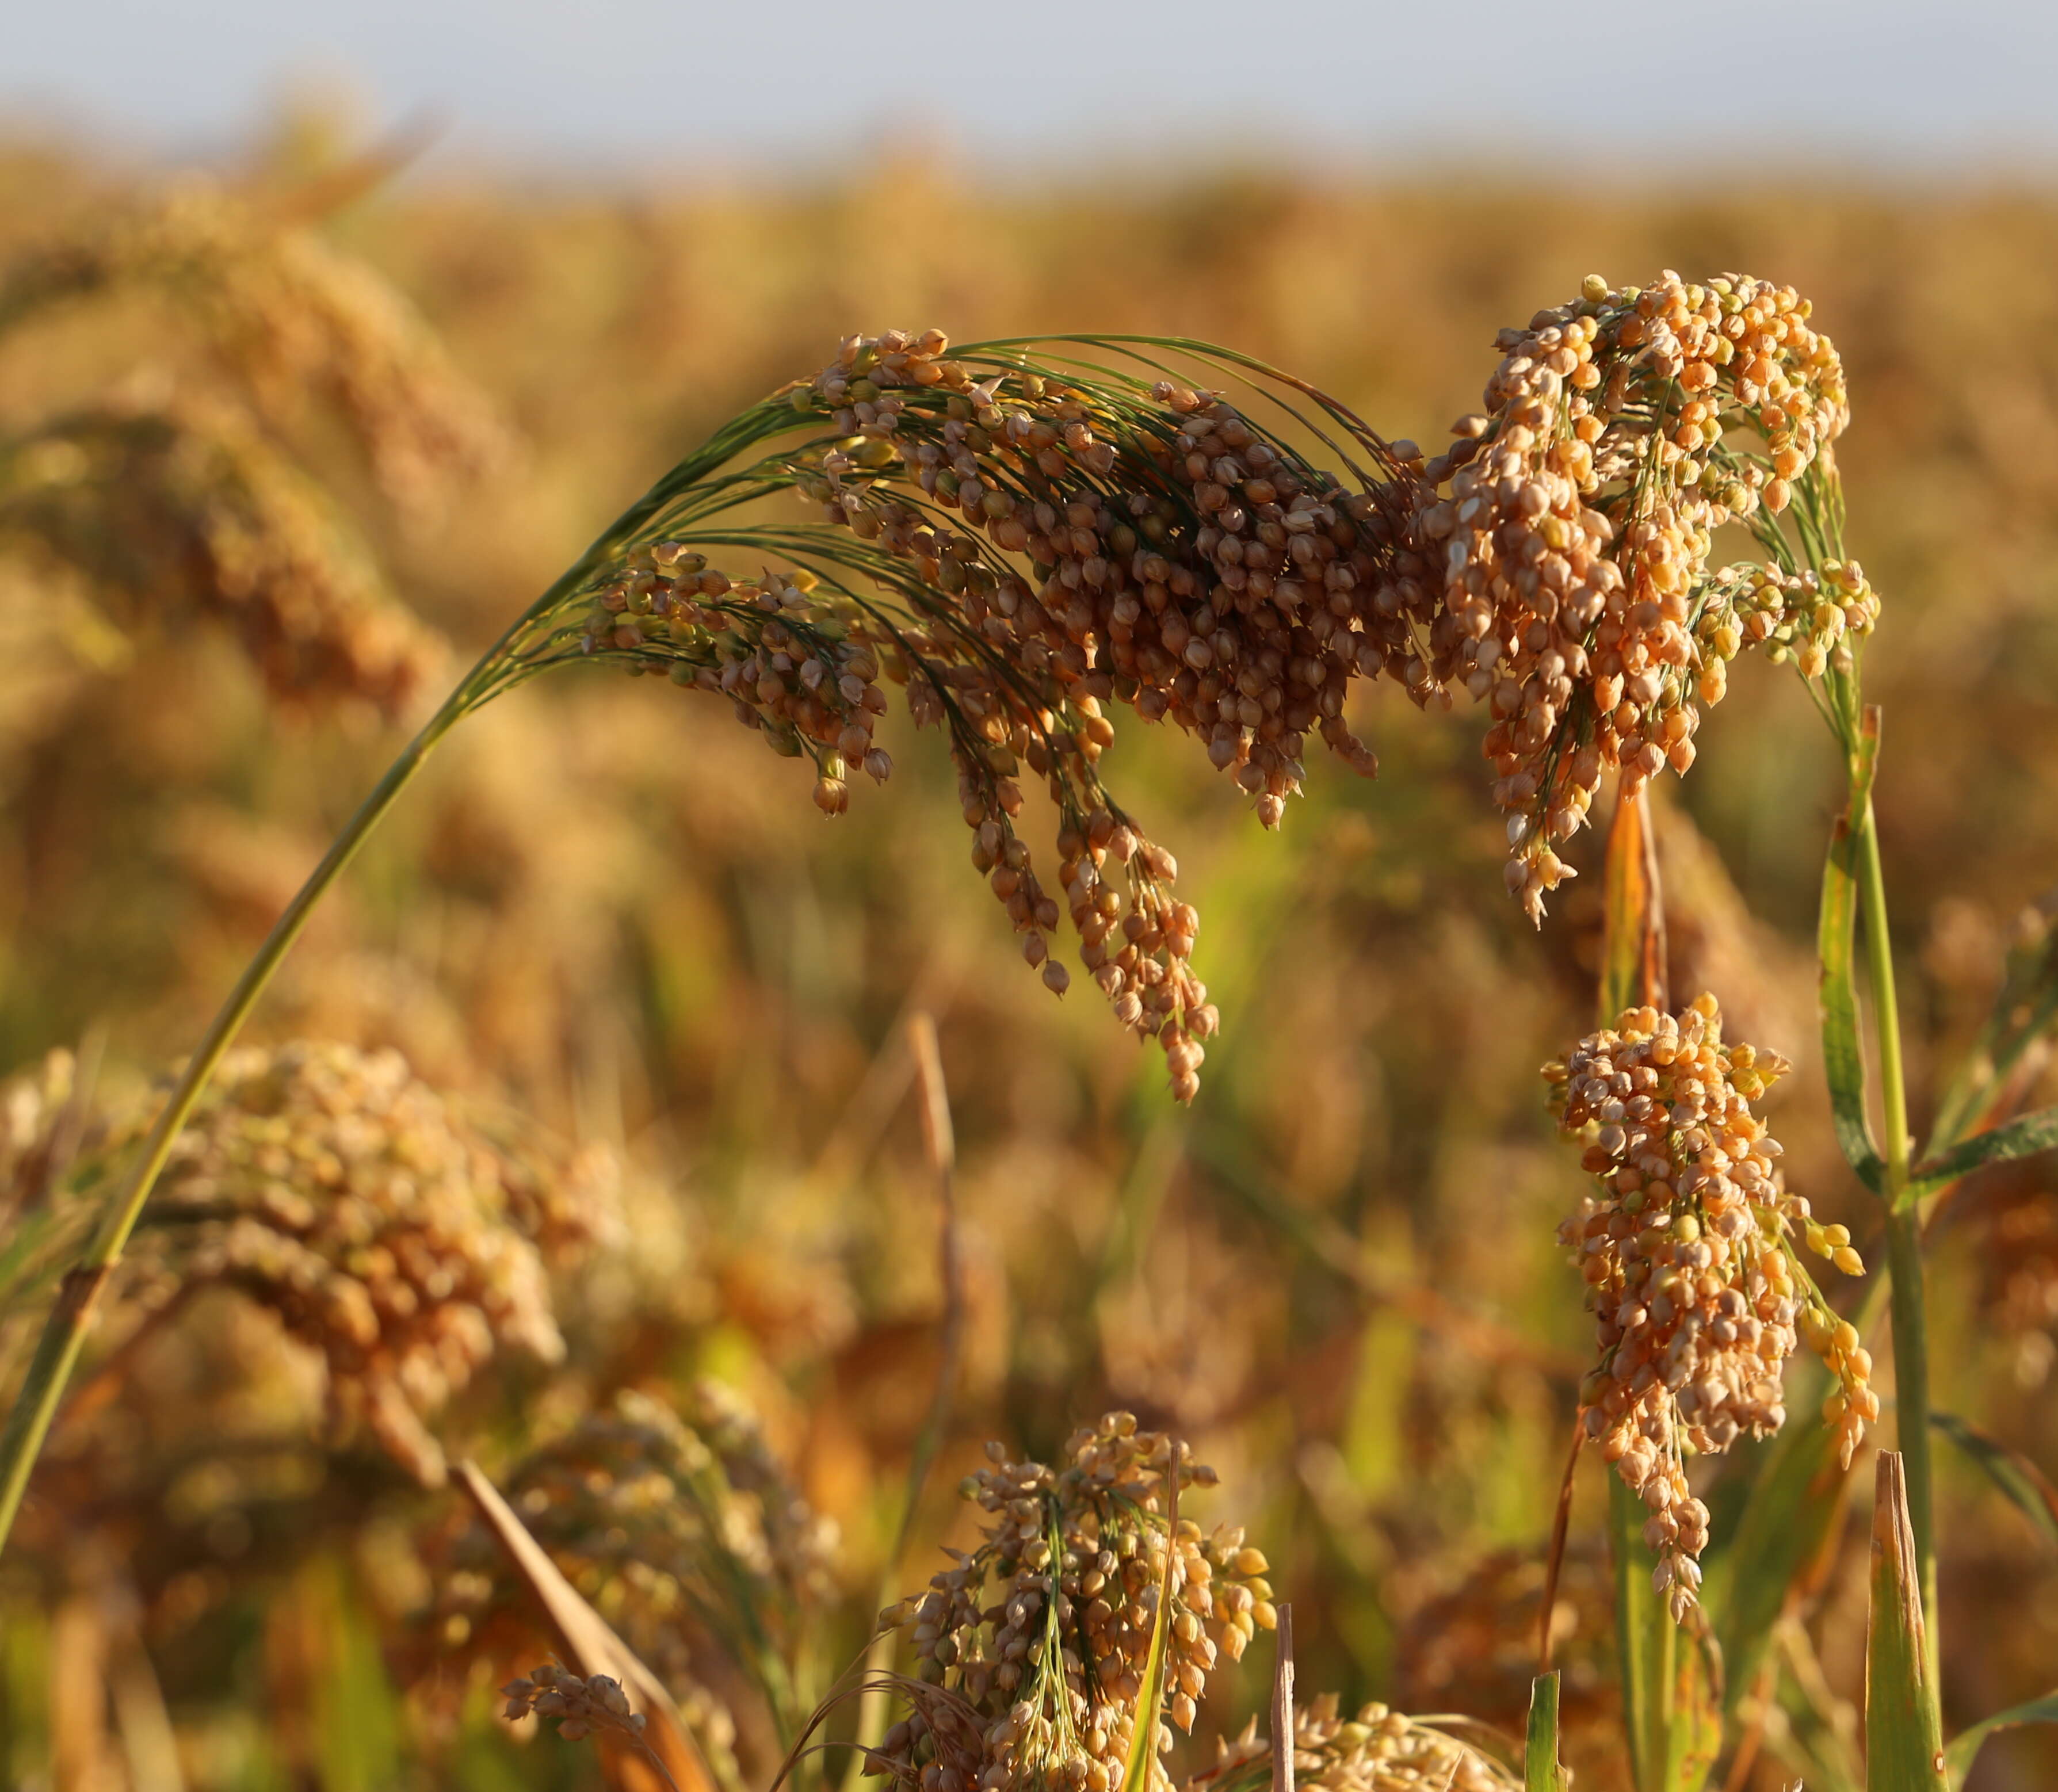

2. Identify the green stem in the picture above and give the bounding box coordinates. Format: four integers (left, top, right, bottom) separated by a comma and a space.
0, 691, 464, 1554
0, 397, 812, 1562
1851, 785, 1942, 1697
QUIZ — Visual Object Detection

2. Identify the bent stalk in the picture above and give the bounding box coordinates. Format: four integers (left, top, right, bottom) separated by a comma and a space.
0, 700, 463, 1552
0, 484, 681, 1555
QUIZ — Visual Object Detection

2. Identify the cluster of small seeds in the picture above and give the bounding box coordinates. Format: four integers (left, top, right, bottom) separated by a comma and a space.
872, 1413, 1273, 1792
543, 337, 1422, 1096
1546, 996, 1876, 1622
525, 281, 1874, 1088
811, 329, 1419, 800
117, 1042, 566, 1485
500, 1662, 671, 1778
1186, 1697, 1515, 1792
1416, 271, 1864, 918
800, 332, 1418, 1086
574, 554, 894, 814
1692, 559, 1880, 694
448, 1386, 834, 1708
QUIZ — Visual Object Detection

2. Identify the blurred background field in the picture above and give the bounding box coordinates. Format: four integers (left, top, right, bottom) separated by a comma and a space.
1, 90, 2057, 1791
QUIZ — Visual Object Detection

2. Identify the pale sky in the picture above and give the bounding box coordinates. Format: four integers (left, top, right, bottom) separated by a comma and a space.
7, 0, 2057, 179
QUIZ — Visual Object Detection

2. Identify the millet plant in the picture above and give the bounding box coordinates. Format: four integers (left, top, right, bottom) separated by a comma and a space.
3, 223, 2055, 1790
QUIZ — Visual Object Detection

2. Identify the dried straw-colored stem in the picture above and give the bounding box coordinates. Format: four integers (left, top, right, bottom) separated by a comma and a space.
898, 1011, 965, 1562
460, 1461, 709, 1792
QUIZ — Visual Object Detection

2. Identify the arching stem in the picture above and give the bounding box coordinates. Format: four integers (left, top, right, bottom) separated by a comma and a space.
0, 687, 467, 1553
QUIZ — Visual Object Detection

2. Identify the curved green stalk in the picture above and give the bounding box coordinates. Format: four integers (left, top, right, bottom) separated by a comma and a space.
1854, 793, 1939, 1693
0, 407, 757, 1554
0, 692, 461, 1549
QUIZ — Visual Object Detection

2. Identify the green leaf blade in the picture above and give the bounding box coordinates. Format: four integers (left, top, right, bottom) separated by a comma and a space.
1945, 1691, 2058, 1786
1912, 1105, 2058, 1198
1116, 1469, 1181, 1792
1711, 1383, 1854, 1715
1929, 1411, 2058, 1551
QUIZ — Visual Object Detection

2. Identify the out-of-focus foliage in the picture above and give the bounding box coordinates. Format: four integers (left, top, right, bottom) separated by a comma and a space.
0, 123, 2055, 1791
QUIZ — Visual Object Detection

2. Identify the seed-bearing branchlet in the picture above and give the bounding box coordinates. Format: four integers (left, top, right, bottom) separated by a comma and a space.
501, 1661, 683, 1786
870, 1413, 1271, 1792
498, 335, 1427, 1100
1546, 995, 1876, 1623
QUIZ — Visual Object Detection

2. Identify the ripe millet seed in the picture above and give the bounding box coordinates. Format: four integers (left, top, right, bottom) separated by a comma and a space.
1546, 996, 1876, 1623
488, 275, 1872, 1095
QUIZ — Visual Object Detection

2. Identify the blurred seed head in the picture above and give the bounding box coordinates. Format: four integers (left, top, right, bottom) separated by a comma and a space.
115, 1041, 572, 1485
1, 175, 514, 522
445, 1383, 834, 1737
0, 395, 443, 717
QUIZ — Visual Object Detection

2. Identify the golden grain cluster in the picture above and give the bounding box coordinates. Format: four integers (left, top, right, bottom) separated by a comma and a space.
0, 129, 2055, 1792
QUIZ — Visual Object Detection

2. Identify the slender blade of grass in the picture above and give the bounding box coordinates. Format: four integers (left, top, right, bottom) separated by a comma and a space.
1929, 1411, 2058, 1551
1864, 1453, 1947, 1792
1944, 1691, 2058, 1786
1610, 1474, 1670, 1792
1602, 790, 1665, 1792
1525, 1673, 1567, 1792
1537, 1426, 1583, 1673
1116, 1468, 1181, 1792
1271, 1603, 1295, 1792
1911, 1105, 2058, 1198
849, 1012, 966, 1785
1601, 785, 1666, 1018
1925, 906, 2058, 1155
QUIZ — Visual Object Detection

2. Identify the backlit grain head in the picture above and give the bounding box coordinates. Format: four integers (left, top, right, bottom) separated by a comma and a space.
1416, 272, 1872, 919
872, 1413, 1269, 1792
1547, 995, 1874, 1622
